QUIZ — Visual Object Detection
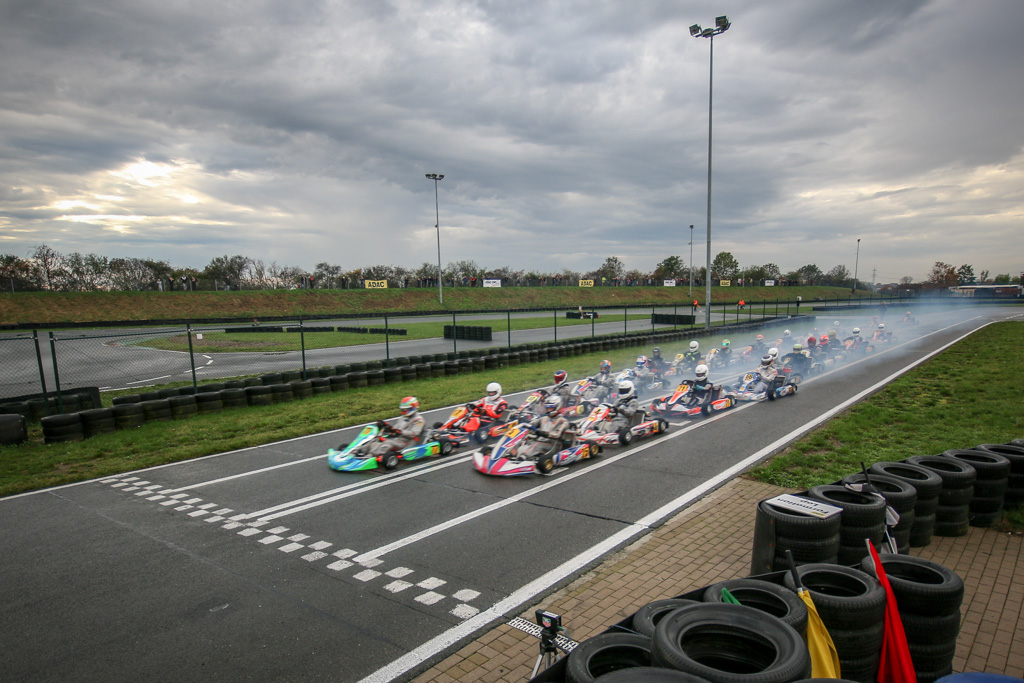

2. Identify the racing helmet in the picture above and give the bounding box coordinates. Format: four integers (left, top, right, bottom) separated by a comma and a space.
852, 327, 860, 334
878, 323, 886, 330
721, 339, 730, 348
689, 340, 699, 351
807, 336, 817, 348
399, 396, 419, 416
636, 355, 648, 368
617, 380, 635, 400
554, 369, 567, 384
768, 347, 779, 361
484, 382, 502, 404
599, 359, 612, 374
820, 334, 830, 343
544, 396, 562, 415
783, 329, 792, 339
756, 334, 764, 342
828, 330, 837, 339
694, 364, 709, 381
652, 347, 662, 358
761, 354, 773, 367
793, 343, 803, 352
833, 320, 840, 327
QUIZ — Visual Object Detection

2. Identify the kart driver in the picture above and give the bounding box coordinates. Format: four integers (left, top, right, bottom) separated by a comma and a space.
682, 341, 702, 368
690, 364, 716, 407
469, 382, 508, 420
844, 327, 864, 347
593, 360, 617, 393
751, 354, 779, 397
649, 347, 668, 372
781, 343, 812, 375
602, 379, 640, 434
750, 334, 767, 356
551, 370, 573, 402
518, 396, 572, 460
369, 396, 426, 456
718, 339, 732, 365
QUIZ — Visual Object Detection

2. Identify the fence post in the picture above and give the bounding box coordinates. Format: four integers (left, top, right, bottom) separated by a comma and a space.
452, 312, 458, 354
507, 311, 512, 351
299, 319, 308, 379
623, 307, 627, 336
553, 309, 557, 343
186, 324, 198, 390
32, 330, 50, 413
384, 314, 391, 365
48, 332, 64, 414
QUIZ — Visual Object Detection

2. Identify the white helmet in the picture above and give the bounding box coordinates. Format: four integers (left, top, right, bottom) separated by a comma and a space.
484, 382, 502, 404
761, 354, 773, 367
793, 343, 802, 352
833, 320, 840, 327
768, 347, 779, 360
617, 380, 635, 400
695, 364, 709, 381
689, 340, 699, 351
878, 323, 886, 330
783, 329, 792, 338
852, 327, 860, 334
544, 395, 562, 415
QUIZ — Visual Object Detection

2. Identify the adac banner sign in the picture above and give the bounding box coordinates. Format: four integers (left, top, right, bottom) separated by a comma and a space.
578, 279, 594, 288
365, 280, 388, 289
663, 279, 676, 287
719, 279, 731, 287
483, 279, 501, 288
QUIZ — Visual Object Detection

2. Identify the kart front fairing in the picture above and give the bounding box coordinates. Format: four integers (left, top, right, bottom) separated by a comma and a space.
328, 424, 383, 471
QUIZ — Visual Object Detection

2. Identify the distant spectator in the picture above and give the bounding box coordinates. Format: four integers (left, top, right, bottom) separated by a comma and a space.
224, 275, 231, 291
190, 275, 197, 290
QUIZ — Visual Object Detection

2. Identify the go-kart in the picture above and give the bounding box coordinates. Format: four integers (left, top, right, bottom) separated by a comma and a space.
576, 403, 669, 447
729, 372, 798, 403
473, 422, 600, 476
648, 380, 736, 419
563, 378, 609, 418
327, 421, 454, 471
487, 389, 550, 439
429, 404, 502, 447
704, 347, 733, 370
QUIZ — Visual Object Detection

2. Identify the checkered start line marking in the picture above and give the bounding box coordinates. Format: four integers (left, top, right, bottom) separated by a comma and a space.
101, 474, 483, 620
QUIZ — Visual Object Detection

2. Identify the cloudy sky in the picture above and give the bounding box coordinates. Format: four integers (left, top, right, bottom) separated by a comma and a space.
2, 0, 1022, 283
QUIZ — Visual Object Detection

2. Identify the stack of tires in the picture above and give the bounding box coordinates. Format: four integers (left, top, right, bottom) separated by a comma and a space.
858, 554, 964, 683
564, 603, 810, 683
839, 473, 917, 554
0, 414, 29, 446
977, 442, 1024, 507
782, 564, 886, 683
905, 455, 976, 537
939, 449, 1011, 527
754, 498, 841, 570
867, 461, 942, 547
807, 485, 887, 566
40, 413, 84, 443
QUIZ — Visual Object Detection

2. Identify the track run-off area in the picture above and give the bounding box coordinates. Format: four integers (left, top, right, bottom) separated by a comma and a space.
1, 305, 1019, 682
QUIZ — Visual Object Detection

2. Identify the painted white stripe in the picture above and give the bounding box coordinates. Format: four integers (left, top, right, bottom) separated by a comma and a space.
355, 316, 990, 683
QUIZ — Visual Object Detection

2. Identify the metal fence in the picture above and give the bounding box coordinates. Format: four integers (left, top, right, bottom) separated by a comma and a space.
0, 295, 909, 414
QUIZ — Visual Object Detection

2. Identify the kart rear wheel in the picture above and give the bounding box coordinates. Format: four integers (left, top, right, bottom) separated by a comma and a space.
537, 457, 555, 474
618, 428, 634, 445
657, 418, 669, 433
473, 428, 490, 444
382, 453, 400, 470
440, 438, 454, 456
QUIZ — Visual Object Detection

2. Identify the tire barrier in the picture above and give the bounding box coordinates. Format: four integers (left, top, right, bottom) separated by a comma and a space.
158, 387, 183, 399
245, 385, 273, 406
40, 415, 84, 443
977, 443, 1024, 507
807, 485, 887, 566
867, 461, 942, 547
382, 368, 402, 384
443, 325, 492, 341
858, 553, 963, 683
365, 371, 386, 387
782, 564, 885, 682
280, 370, 302, 383
905, 455, 976, 537
224, 379, 248, 388
260, 372, 283, 385
752, 499, 841, 573
194, 392, 224, 413
938, 449, 1010, 527
220, 387, 250, 406
629, 599, 701, 639
112, 403, 145, 429
140, 399, 172, 422
0, 414, 29, 446
78, 408, 116, 438
839, 473, 918, 554
565, 632, 654, 683
701, 578, 808, 635
346, 371, 368, 388
286, 379, 312, 398
169, 395, 198, 420
329, 375, 349, 392
269, 383, 294, 403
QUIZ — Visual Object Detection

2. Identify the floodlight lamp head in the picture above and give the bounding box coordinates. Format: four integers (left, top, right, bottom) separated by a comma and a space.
426, 173, 444, 180
716, 15, 731, 30
689, 24, 702, 37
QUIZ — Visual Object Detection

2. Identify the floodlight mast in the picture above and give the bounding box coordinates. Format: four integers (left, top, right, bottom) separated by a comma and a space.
690, 15, 730, 329
425, 173, 445, 304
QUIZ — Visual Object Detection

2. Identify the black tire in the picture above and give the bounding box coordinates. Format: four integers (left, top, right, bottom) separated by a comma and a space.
756, 499, 842, 540
537, 457, 555, 474
773, 533, 842, 561
826, 620, 885, 659
565, 633, 654, 683
631, 599, 701, 638
79, 408, 116, 436
591, 668, 709, 682
473, 428, 490, 444
657, 418, 669, 434
935, 504, 969, 524
701, 579, 808, 635
972, 479, 1009, 500
112, 403, 145, 429
618, 428, 634, 445
838, 521, 885, 545
858, 553, 964, 615
914, 495, 939, 517
839, 473, 917, 512
781, 564, 885, 631
932, 518, 969, 537
975, 443, 1024, 474
970, 493, 1006, 513
245, 385, 272, 406
440, 438, 454, 456
651, 604, 811, 683
909, 513, 935, 547
900, 610, 961, 643
0, 414, 28, 445
939, 449, 1010, 480
968, 509, 1003, 527
905, 455, 977, 488
807, 485, 887, 527
381, 452, 399, 470
194, 394, 223, 412
40, 413, 81, 429
869, 461, 943, 500
937, 486, 974, 507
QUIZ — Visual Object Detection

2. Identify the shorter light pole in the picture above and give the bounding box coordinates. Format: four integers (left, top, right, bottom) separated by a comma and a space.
852, 238, 861, 294
426, 173, 445, 304
688, 224, 694, 296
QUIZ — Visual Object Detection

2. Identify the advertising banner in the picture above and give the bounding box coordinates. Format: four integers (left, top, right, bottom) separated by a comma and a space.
483, 279, 501, 288
578, 280, 594, 287
365, 280, 388, 289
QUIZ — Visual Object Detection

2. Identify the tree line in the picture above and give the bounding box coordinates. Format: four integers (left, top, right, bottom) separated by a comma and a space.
0, 245, 1016, 293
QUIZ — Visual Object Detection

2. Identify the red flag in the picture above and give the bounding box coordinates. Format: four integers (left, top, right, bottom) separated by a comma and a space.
867, 541, 917, 683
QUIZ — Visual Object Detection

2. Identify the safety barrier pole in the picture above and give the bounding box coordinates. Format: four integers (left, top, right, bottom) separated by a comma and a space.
32, 330, 51, 413
507, 311, 512, 351
452, 312, 458, 354
299, 319, 308, 379
48, 332, 63, 413
186, 324, 198, 389
384, 314, 391, 365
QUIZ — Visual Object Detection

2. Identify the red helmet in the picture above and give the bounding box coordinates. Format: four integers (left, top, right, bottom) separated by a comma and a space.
554, 370, 567, 384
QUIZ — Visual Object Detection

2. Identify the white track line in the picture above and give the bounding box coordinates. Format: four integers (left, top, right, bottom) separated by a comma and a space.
356, 316, 993, 683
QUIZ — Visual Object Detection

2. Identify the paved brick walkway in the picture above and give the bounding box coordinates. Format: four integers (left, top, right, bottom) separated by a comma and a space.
412, 477, 1024, 683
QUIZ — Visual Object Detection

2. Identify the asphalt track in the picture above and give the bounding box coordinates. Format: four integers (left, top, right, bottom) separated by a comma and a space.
0, 305, 1018, 682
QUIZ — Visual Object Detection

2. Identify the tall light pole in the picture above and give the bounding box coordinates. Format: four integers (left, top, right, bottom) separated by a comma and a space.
688, 224, 694, 296
691, 15, 730, 329
425, 173, 444, 304
853, 238, 861, 294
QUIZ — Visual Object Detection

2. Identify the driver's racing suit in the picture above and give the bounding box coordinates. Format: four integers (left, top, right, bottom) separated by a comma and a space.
517, 413, 571, 460
368, 413, 426, 456
752, 364, 778, 396
601, 394, 640, 433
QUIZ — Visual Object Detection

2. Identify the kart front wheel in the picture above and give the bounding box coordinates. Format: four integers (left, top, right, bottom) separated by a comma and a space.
382, 453, 400, 470
618, 428, 634, 445
537, 457, 555, 474
657, 419, 669, 433
473, 428, 490, 444
440, 438, 454, 456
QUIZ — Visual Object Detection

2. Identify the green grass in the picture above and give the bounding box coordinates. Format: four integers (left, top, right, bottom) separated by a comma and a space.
748, 321, 1024, 489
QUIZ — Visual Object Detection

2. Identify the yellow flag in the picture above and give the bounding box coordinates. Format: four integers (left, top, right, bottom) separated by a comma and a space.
798, 588, 841, 678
